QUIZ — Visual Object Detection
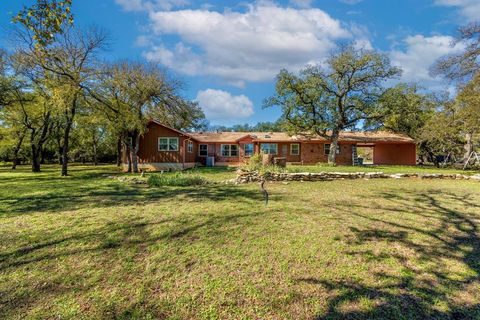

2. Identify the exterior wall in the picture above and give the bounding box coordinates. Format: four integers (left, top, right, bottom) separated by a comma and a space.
136, 123, 188, 164
373, 143, 416, 165
301, 142, 354, 165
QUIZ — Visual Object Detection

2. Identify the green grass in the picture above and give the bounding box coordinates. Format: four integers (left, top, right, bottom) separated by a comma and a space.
286, 164, 480, 175
1, 164, 480, 319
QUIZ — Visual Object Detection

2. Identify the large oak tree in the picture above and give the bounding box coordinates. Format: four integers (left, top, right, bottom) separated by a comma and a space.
265, 45, 401, 164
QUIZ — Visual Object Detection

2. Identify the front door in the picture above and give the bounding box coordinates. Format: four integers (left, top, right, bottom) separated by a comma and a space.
282, 145, 288, 156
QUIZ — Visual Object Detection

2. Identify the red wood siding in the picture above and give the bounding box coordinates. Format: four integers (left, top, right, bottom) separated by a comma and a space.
373, 143, 416, 165
137, 123, 190, 164
301, 142, 354, 165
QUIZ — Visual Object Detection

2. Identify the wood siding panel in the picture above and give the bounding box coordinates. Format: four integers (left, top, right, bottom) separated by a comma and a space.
373, 143, 416, 165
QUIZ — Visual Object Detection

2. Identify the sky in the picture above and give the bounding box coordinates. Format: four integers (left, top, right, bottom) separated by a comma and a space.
0, 0, 478, 126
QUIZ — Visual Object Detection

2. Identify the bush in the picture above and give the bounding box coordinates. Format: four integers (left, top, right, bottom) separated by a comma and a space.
241, 153, 286, 175
147, 172, 208, 187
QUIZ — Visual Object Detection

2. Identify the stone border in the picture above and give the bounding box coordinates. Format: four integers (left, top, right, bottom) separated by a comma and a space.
233, 170, 480, 184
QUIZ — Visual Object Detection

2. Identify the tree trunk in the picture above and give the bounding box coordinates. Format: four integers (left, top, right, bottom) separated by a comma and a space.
463, 132, 473, 164
124, 140, 132, 173
61, 119, 73, 176
129, 130, 140, 173
116, 136, 122, 167
61, 98, 76, 177
327, 131, 340, 165
31, 145, 41, 172
92, 135, 98, 166
11, 130, 26, 170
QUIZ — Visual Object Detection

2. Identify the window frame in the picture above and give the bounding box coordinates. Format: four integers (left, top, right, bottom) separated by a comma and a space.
187, 141, 193, 153
290, 143, 300, 156
243, 143, 254, 157
220, 144, 239, 157
198, 144, 208, 156
158, 137, 179, 152
260, 143, 278, 155
324, 143, 340, 155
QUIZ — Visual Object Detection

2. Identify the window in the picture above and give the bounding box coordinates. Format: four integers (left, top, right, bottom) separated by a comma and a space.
243, 143, 254, 157
158, 137, 179, 151
187, 141, 193, 153
221, 144, 239, 157
260, 143, 278, 155
324, 143, 340, 155
290, 143, 300, 155
199, 144, 208, 156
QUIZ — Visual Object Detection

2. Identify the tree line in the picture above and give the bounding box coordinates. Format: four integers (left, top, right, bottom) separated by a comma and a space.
1, 1, 479, 169
0, 0, 205, 175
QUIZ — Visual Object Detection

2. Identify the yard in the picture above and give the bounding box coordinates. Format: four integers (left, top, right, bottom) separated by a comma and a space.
1, 164, 480, 319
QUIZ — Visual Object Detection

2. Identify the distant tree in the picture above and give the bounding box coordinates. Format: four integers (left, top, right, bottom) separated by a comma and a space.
265, 45, 401, 164
432, 22, 480, 81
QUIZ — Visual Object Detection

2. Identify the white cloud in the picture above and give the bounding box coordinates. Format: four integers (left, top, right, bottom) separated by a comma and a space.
140, 3, 351, 86
195, 89, 254, 121
389, 35, 465, 87
434, 0, 480, 21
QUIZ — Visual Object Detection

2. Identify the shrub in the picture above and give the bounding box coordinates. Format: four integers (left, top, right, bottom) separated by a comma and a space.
241, 153, 286, 175
147, 172, 208, 187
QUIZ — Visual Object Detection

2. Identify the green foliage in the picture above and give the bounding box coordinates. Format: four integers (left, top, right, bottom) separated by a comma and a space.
12, 0, 73, 49
147, 172, 209, 187
241, 153, 286, 175
376, 83, 435, 139
265, 44, 402, 164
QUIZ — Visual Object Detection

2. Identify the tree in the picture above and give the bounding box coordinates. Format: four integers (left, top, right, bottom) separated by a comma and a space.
89, 61, 204, 173
432, 22, 480, 81
377, 83, 435, 139
456, 73, 480, 162
13, 27, 107, 175
418, 98, 464, 166
265, 45, 401, 164
13, 0, 73, 49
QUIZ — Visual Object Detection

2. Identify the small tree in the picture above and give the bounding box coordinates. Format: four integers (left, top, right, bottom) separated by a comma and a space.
265, 45, 401, 164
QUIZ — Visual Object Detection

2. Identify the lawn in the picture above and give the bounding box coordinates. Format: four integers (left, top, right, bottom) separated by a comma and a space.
1, 165, 480, 319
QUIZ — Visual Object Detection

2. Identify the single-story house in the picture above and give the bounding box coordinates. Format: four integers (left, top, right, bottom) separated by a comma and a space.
125, 120, 416, 171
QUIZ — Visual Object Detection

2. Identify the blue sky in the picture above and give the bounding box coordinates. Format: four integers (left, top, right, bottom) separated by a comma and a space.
0, 0, 477, 126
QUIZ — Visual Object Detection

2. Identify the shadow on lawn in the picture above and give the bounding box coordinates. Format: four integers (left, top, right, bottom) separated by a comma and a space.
302, 190, 480, 320
0, 208, 266, 317
0, 180, 261, 216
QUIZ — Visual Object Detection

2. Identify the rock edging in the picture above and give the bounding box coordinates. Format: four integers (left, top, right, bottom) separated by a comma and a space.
231, 170, 480, 184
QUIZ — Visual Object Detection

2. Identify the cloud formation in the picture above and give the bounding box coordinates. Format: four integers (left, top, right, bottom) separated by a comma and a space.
434, 0, 480, 21
140, 2, 351, 86
195, 89, 254, 122
389, 35, 465, 87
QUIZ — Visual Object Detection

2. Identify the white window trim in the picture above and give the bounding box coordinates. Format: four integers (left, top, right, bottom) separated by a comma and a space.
187, 141, 193, 153
198, 144, 208, 156
243, 143, 254, 157
220, 144, 239, 157
158, 137, 179, 152
290, 143, 300, 155
260, 143, 278, 155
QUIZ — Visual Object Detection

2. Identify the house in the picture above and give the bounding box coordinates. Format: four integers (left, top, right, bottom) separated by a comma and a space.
127, 120, 416, 171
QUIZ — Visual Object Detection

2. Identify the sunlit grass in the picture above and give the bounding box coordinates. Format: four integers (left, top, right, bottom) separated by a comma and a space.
1, 164, 480, 319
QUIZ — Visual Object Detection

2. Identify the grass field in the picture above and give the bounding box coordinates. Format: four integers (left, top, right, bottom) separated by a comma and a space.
1, 164, 480, 319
